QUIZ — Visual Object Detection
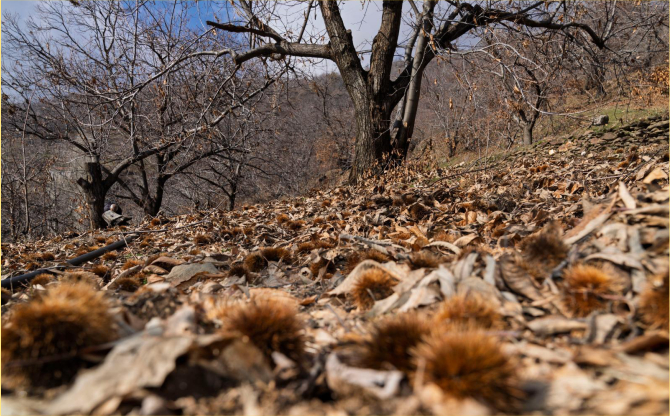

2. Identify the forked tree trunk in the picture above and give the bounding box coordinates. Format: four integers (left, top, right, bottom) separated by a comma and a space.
209, 1, 606, 184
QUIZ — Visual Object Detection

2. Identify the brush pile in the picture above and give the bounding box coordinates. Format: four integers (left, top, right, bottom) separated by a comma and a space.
2, 115, 668, 415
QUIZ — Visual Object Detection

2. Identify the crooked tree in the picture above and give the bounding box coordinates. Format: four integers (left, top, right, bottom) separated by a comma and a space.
207, 1, 606, 182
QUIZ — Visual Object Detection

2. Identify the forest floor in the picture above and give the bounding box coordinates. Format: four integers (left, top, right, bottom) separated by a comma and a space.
1, 113, 669, 415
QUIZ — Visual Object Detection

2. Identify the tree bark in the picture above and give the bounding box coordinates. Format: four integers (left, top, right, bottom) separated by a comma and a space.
522, 122, 534, 146
77, 157, 108, 229
319, 1, 404, 182
393, 1, 436, 158
349, 98, 395, 181
207, 1, 606, 183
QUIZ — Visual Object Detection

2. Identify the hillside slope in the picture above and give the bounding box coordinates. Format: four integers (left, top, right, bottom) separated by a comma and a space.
2, 114, 669, 415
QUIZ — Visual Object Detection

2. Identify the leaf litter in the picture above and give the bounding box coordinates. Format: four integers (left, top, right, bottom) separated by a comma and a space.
1, 115, 668, 415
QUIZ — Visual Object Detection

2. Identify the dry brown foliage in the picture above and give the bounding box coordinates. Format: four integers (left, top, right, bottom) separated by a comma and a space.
639, 272, 669, 329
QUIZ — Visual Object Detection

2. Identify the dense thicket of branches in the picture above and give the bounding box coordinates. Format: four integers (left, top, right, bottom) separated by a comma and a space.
1, 0, 667, 240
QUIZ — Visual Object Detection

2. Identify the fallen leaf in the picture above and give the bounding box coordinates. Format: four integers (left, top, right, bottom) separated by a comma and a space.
325, 353, 403, 400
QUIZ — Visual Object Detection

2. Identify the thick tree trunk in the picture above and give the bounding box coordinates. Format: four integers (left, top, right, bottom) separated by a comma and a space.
348, 98, 394, 182
320, 1, 402, 184
77, 158, 109, 229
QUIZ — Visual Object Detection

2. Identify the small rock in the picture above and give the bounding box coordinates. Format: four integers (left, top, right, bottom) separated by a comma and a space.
593, 115, 609, 126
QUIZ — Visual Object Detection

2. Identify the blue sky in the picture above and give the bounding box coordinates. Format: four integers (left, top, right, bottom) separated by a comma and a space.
1, 1, 416, 76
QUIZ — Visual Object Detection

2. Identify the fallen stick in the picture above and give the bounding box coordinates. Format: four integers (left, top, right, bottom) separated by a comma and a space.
1, 234, 139, 290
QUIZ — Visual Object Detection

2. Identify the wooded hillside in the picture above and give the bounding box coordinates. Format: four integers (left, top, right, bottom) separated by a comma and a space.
2, 114, 668, 414
1, 1, 668, 415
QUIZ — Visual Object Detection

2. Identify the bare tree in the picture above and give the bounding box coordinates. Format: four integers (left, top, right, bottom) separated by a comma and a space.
2, 1, 277, 228
204, 1, 606, 182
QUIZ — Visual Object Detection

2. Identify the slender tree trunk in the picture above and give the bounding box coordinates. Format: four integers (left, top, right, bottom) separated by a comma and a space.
229, 183, 237, 211
143, 175, 168, 217
393, 1, 436, 158
522, 123, 534, 146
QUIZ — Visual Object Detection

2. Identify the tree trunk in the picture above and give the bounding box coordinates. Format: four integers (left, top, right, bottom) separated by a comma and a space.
320, 1, 401, 184
585, 58, 606, 97
522, 123, 534, 146
145, 175, 168, 217
348, 98, 394, 182
80, 185, 107, 229
229, 184, 237, 211
77, 157, 109, 229
393, 1, 436, 158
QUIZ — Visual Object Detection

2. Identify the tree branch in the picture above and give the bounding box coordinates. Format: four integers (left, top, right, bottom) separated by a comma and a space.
207, 21, 283, 42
